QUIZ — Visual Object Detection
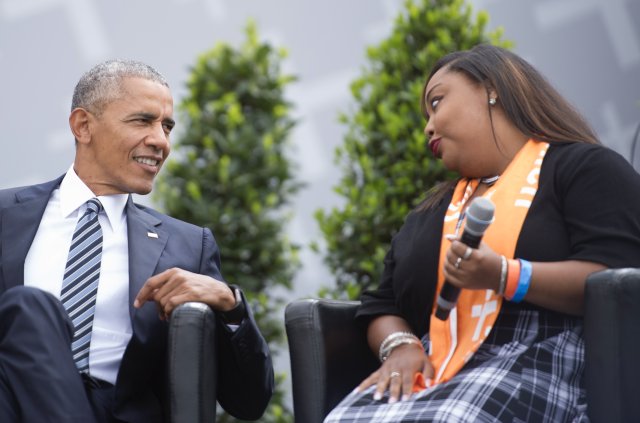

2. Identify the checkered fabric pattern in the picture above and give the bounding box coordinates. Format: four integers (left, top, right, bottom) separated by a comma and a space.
325, 308, 589, 423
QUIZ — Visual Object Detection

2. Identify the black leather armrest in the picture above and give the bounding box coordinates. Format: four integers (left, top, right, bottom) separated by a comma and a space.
166, 302, 218, 423
285, 299, 380, 423
585, 268, 640, 423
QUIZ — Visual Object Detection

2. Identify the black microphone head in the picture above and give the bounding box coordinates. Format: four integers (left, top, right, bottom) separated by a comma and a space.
465, 197, 495, 236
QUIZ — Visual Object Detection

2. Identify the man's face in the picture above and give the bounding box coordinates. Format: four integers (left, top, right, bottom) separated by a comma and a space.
84, 77, 174, 195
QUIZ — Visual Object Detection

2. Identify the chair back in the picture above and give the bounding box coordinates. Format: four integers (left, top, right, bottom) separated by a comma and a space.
285, 299, 379, 423
166, 302, 218, 423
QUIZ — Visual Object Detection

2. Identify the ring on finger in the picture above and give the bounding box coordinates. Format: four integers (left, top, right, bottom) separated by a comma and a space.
390, 372, 401, 379
462, 246, 472, 260
454, 257, 463, 269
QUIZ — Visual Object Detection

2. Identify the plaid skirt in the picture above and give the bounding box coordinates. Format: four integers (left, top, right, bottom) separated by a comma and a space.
324, 308, 589, 423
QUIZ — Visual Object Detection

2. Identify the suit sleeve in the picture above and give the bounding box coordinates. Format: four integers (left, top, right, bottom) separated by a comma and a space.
199, 228, 274, 421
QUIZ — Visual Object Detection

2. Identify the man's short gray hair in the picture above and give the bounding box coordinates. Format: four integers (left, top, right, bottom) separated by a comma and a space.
71, 59, 169, 116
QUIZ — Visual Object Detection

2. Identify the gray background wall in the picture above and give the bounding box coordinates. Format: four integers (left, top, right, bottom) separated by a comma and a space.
2, 0, 639, 404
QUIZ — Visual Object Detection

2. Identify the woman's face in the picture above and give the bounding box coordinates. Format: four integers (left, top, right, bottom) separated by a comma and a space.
424, 68, 506, 179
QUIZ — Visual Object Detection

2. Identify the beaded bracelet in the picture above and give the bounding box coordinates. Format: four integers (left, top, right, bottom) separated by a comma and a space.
504, 259, 521, 300
378, 332, 419, 362
380, 338, 422, 362
379, 331, 417, 351
510, 259, 532, 303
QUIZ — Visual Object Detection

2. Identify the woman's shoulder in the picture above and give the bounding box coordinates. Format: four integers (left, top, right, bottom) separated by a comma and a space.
547, 141, 613, 160
406, 186, 453, 219
545, 141, 634, 180
385, 186, 454, 245
542, 141, 640, 210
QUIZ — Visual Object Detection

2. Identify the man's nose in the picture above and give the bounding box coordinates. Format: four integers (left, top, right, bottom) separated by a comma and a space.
145, 123, 169, 150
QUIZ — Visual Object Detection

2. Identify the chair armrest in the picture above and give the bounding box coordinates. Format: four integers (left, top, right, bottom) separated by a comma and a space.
285, 299, 380, 423
585, 268, 640, 423
166, 302, 217, 423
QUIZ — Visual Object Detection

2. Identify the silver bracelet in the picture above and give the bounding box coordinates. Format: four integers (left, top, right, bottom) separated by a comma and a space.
497, 255, 507, 296
378, 331, 418, 362
380, 338, 422, 362
381, 336, 420, 358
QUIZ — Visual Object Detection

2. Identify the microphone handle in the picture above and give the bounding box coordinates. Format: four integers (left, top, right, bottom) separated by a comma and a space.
460, 231, 482, 249
434, 232, 483, 321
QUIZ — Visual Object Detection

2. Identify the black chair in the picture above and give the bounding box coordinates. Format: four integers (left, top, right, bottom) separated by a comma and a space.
286, 268, 640, 423
584, 268, 640, 423
285, 299, 377, 423
166, 302, 218, 423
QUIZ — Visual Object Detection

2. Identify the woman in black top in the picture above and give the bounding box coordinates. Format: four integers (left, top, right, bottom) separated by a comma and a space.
324, 44, 640, 423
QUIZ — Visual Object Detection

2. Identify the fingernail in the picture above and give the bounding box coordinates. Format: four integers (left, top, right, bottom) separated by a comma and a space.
134, 299, 140, 308
353, 387, 361, 394
388, 396, 397, 404
444, 234, 455, 240
426, 378, 432, 387
401, 394, 409, 402
373, 392, 382, 401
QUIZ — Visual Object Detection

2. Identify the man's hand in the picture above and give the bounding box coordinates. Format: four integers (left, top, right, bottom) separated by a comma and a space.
133, 268, 236, 321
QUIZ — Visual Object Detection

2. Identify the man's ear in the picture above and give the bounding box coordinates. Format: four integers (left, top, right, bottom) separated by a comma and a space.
69, 108, 93, 146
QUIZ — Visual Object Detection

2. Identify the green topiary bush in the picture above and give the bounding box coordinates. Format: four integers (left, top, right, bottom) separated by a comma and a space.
314, 0, 513, 300
154, 20, 300, 423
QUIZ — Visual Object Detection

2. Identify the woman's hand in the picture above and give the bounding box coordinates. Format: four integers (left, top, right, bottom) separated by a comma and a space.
355, 343, 434, 403
443, 235, 502, 292
444, 235, 608, 315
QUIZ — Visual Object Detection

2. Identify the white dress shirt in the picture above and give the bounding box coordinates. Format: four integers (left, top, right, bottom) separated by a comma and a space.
24, 164, 131, 385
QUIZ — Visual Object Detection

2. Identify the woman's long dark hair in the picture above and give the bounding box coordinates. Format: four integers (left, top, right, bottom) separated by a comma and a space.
418, 44, 601, 211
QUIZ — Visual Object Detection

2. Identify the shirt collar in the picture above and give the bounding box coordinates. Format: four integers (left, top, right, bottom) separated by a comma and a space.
59, 164, 129, 232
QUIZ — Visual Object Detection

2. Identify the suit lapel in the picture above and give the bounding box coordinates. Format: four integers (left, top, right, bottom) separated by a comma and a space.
1, 176, 65, 293
126, 197, 168, 324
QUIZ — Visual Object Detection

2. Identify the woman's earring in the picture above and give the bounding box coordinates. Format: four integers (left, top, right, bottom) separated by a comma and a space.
489, 98, 496, 106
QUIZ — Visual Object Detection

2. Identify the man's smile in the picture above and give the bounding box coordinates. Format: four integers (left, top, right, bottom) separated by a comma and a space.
133, 156, 162, 171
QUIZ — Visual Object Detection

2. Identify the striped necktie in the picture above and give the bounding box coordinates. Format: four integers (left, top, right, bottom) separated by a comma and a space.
61, 198, 104, 373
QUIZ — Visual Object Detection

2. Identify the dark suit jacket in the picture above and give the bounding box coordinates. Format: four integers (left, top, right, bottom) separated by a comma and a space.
0, 175, 274, 422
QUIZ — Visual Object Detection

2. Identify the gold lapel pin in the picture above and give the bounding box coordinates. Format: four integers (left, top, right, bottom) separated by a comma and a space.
147, 232, 159, 238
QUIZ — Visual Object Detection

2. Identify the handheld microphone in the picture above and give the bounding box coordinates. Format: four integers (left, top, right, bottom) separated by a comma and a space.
434, 197, 495, 321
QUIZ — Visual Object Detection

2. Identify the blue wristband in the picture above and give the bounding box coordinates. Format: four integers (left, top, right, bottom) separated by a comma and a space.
511, 259, 532, 303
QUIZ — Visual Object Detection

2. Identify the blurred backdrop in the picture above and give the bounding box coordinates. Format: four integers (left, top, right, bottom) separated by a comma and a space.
1, 0, 640, 408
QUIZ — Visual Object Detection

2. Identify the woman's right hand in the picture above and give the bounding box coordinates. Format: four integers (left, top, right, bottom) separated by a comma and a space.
355, 342, 434, 403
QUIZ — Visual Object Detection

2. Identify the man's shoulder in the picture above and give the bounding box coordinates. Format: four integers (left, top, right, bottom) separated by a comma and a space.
0, 186, 29, 207
0, 175, 65, 209
133, 203, 207, 235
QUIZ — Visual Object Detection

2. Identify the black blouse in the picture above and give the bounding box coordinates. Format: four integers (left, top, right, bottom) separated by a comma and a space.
356, 142, 640, 337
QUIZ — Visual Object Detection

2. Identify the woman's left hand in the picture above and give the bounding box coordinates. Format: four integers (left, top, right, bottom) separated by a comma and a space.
443, 235, 502, 292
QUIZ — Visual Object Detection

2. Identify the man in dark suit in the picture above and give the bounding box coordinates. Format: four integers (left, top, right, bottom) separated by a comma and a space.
0, 60, 273, 422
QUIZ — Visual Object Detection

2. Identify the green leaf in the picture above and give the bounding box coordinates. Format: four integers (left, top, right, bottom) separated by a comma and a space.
218, 155, 231, 183
185, 180, 202, 201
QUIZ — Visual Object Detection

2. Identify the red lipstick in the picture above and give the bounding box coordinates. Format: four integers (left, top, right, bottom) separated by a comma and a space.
429, 138, 441, 158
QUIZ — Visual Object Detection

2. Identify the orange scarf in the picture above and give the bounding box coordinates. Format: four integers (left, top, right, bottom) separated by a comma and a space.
426, 139, 549, 385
